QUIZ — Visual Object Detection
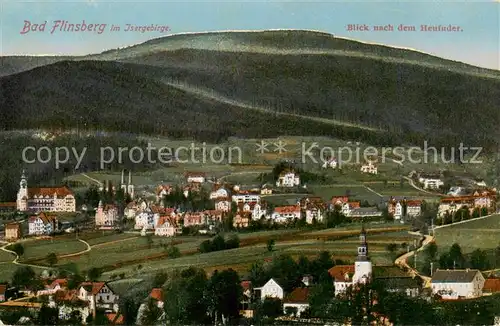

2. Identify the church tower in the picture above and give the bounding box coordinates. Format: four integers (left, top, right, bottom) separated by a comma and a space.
352, 225, 372, 284
16, 170, 28, 211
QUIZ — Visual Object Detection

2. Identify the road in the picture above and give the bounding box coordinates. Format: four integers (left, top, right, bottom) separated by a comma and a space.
394, 232, 434, 288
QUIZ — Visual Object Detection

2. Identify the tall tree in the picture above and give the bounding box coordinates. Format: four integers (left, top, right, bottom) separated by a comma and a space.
204, 269, 242, 325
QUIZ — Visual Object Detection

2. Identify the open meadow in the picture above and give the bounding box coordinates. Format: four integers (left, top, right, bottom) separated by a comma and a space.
0, 223, 417, 283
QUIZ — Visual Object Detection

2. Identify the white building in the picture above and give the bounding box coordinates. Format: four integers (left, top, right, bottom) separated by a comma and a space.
28, 212, 58, 235
360, 161, 377, 174
78, 282, 119, 313
328, 226, 372, 296
232, 193, 261, 204
431, 269, 484, 299
185, 172, 206, 183
17, 171, 76, 213
418, 175, 444, 189
210, 187, 229, 200
255, 278, 284, 300
154, 215, 177, 237
276, 170, 300, 188
283, 288, 310, 317
271, 205, 301, 223
215, 198, 232, 212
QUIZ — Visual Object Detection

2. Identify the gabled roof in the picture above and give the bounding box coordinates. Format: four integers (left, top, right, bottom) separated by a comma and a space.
105, 313, 124, 325
283, 287, 309, 304
328, 265, 355, 282
431, 269, 481, 283
79, 282, 107, 295
274, 205, 300, 214
50, 279, 68, 289
28, 186, 74, 198
29, 212, 57, 225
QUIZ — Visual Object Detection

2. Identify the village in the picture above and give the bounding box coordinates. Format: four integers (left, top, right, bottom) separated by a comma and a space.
0, 158, 499, 325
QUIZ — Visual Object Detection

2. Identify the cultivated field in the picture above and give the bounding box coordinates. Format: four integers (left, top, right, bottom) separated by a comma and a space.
434, 214, 500, 253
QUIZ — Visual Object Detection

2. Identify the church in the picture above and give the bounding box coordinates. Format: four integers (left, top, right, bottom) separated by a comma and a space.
16, 171, 76, 213
328, 226, 373, 296
328, 226, 423, 297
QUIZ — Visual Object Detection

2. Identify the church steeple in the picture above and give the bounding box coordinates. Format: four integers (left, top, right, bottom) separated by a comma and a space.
357, 224, 369, 261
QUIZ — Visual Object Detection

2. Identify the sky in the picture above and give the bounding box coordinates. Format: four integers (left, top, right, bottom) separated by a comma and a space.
1, 0, 499, 70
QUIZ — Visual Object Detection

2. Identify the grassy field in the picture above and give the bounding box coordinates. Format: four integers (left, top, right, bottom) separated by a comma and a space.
309, 185, 382, 204
434, 214, 500, 253
19, 237, 88, 261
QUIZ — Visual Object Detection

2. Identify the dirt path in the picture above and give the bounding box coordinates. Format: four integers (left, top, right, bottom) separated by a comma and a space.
394, 232, 434, 287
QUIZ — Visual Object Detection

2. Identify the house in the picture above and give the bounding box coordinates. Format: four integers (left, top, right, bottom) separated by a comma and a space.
135, 288, 165, 325
322, 157, 337, 169
276, 169, 300, 188
330, 196, 350, 209
360, 161, 377, 174
283, 287, 310, 317
49, 290, 90, 323
238, 202, 267, 220
95, 201, 120, 229
341, 202, 360, 216
406, 200, 422, 217
78, 282, 119, 312
254, 278, 284, 300
28, 212, 58, 235
271, 205, 301, 223
437, 191, 495, 218
233, 212, 252, 228
210, 185, 230, 200
328, 265, 356, 296
149, 288, 164, 308
372, 276, 422, 297
185, 172, 206, 183
4, 223, 22, 241
215, 197, 232, 212
431, 269, 485, 299
16, 171, 76, 212
387, 199, 404, 220
418, 173, 444, 189
37, 279, 68, 296
232, 192, 261, 204
154, 214, 177, 237
261, 184, 273, 195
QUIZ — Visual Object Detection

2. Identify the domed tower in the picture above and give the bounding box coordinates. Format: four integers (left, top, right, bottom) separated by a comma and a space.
352, 225, 372, 284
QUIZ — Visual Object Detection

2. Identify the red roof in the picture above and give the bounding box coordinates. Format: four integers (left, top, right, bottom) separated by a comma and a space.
331, 196, 349, 204
328, 265, 355, 282
483, 278, 500, 292
5, 223, 21, 231
0, 284, 6, 295
50, 279, 68, 289
348, 202, 360, 208
150, 288, 163, 301
406, 200, 422, 207
274, 205, 300, 214
284, 287, 309, 304
28, 212, 57, 225
28, 186, 74, 198
79, 282, 106, 295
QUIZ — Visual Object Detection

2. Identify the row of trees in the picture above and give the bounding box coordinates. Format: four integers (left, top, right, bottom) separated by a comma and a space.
199, 234, 240, 253
438, 207, 490, 226
419, 242, 500, 275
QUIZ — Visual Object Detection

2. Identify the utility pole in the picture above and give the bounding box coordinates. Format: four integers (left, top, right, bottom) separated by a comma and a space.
430, 262, 434, 276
